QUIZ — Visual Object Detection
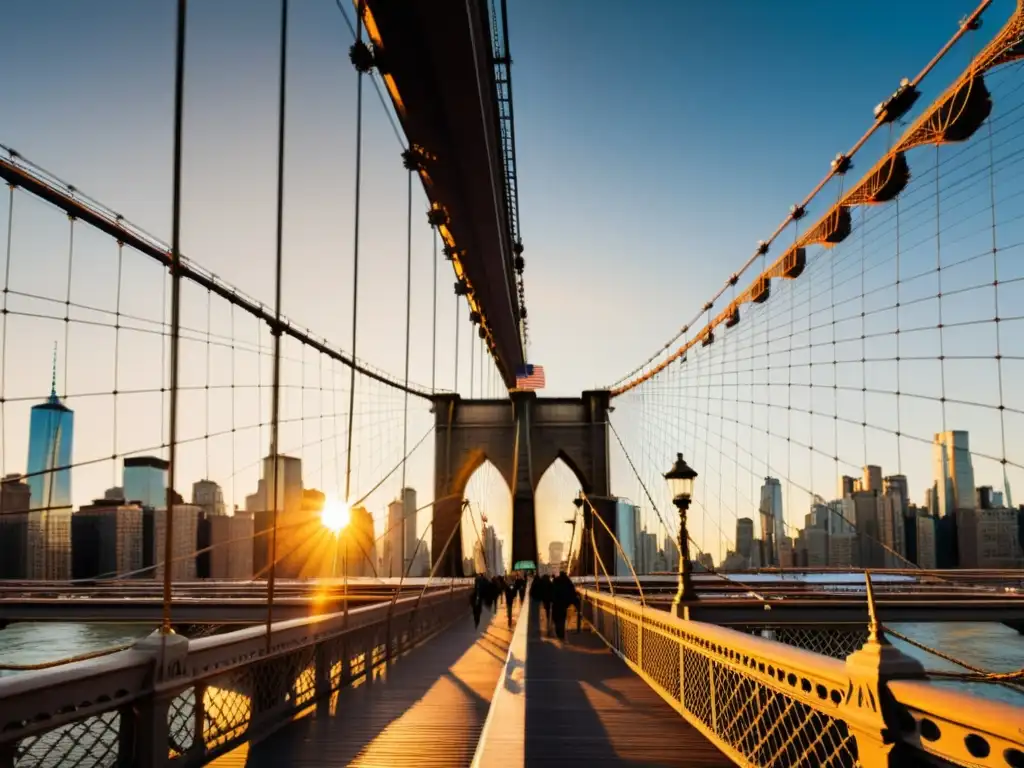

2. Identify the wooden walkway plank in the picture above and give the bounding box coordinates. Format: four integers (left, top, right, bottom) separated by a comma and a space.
216, 600, 519, 767
523, 602, 731, 767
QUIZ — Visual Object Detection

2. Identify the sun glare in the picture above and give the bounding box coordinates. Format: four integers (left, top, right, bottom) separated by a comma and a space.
321, 497, 351, 534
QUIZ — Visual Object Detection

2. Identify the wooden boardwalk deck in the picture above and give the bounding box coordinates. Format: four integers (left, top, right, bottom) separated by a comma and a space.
212, 601, 518, 767
522, 602, 730, 767
212, 597, 729, 767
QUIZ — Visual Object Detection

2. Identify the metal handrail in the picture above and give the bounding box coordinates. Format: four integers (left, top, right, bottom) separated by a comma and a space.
579, 587, 1024, 768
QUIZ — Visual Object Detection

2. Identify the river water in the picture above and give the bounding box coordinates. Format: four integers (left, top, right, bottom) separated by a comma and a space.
0, 619, 1021, 705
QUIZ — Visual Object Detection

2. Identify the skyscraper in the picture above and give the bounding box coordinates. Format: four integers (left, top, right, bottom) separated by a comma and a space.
192, 479, 226, 517
0, 474, 32, 578
208, 511, 254, 579
247, 454, 304, 578
27, 353, 74, 514
153, 504, 201, 581
758, 477, 784, 565
933, 431, 975, 517
883, 475, 909, 518
26, 353, 74, 580
400, 487, 418, 572
735, 517, 754, 561
612, 498, 640, 577
548, 541, 564, 567
385, 498, 404, 576
862, 466, 883, 493
124, 457, 169, 509
71, 499, 144, 579
839, 475, 857, 498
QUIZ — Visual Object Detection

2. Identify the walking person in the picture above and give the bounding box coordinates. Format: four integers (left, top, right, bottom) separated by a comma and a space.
503, 577, 517, 628
540, 574, 554, 632
472, 573, 488, 628
551, 571, 577, 640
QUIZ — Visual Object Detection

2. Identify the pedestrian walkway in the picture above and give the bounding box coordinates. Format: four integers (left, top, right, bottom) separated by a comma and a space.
521, 601, 730, 766
213, 600, 519, 767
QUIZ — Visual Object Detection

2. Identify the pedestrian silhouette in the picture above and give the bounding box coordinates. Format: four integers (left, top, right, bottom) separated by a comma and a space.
551, 571, 577, 640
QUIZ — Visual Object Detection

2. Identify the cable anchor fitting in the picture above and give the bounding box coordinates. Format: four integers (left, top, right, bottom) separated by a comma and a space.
349, 41, 376, 73
873, 78, 919, 124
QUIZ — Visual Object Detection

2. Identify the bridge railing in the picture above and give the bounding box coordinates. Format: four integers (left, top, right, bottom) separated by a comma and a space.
579, 587, 1024, 768
0, 585, 472, 767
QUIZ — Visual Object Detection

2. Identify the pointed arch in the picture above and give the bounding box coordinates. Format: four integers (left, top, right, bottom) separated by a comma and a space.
533, 447, 591, 494
462, 457, 513, 574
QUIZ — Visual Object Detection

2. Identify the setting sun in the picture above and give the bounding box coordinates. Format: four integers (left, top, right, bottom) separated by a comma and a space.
321, 497, 351, 534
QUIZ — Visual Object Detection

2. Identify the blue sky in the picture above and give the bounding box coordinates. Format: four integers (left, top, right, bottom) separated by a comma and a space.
1, 0, 1019, 565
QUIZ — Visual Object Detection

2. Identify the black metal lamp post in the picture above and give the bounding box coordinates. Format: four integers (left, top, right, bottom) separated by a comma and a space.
664, 453, 698, 618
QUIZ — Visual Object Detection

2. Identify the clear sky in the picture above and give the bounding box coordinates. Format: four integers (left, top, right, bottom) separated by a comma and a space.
1, 0, 1020, 570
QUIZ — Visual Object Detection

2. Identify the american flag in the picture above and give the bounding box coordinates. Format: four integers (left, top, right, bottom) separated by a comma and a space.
516, 364, 546, 390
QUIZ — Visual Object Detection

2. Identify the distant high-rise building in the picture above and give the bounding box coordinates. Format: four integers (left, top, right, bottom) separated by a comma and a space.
829, 531, 859, 568
25, 354, 74, 580
192, 479, 226, 517
663, 533, 679, 571
123, 457, 169, 510
884, 475, 909, 517
736, 517, 754, 561
400, 487, 418, 573
839, 476, 857, 499
924, 486, 936, 516
153, 504, 201, 581
634, 530, 655, 573
384, 498, 404, 576
804, 527, 829, 566
758, 478, 784, 565
613, 498, 640, 577
482, 523, 501, 575
862, 466, 883, 494
27, 352, 74, 515
548, 541, 564, 566
208, 512, 254, 579
103, 486, 124, 501
696, 552, 714, 571
913, 513, 937, 569
957, 508, 1024, 569
933, 431, 976, 517
0, 474, 32, 578
71, 499, 144, 579
247, 454, 304, 578
777, 536, 795, 568
851, 490, 895, 568
343, 505, 376, 577
991, 490, 1005, 508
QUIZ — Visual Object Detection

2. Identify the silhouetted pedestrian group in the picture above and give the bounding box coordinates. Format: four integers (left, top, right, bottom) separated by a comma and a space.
471, 572, 528, 629
530, 571, 579, 639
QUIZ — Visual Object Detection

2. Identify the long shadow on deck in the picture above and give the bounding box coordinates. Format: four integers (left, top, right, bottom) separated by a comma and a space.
239, 604, 516, 768
524, 602, 730, 767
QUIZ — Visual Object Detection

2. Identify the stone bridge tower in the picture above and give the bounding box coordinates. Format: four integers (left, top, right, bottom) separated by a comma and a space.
431, 390, 613, 576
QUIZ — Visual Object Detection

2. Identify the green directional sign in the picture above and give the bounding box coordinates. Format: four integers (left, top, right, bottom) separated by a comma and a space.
512, 560, 536, 571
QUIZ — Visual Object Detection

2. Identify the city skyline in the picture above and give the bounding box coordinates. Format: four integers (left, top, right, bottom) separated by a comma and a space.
2, 1, 1024, 568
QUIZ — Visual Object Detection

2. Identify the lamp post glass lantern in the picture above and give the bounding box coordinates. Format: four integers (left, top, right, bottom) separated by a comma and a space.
664, 453, 697, 614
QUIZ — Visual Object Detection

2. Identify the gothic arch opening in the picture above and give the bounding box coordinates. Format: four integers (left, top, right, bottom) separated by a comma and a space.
534, 456, 584, 574
461, 457, 512, 575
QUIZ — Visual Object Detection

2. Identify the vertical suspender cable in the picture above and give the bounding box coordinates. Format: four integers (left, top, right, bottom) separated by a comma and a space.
431, 230, 437, 394
344, 2, 366, 503
265, 0, 289, 646
162, 0, 188, 636
469, 323, 475, 397
400, 168, 412, 508
454, 294, 460, 391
